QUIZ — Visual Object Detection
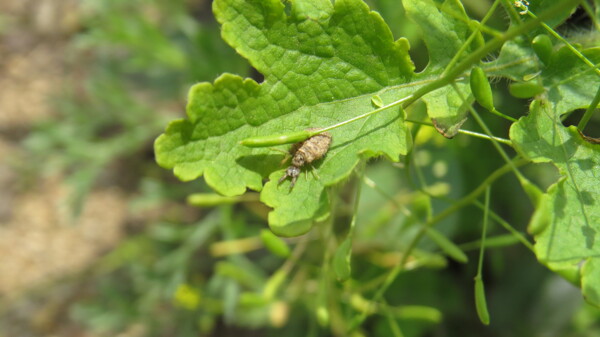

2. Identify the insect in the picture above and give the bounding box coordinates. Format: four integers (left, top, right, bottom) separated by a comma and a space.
278, 129, 332, 189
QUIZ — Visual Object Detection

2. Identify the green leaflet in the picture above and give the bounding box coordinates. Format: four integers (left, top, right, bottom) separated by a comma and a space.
154, 0, 481, 235
404, 0, 475, 135
485, 38, 539, 82
508, 44, 600, 307
532, 34, 553, 66
510, 101, 600, 307
544, 46, 600, 115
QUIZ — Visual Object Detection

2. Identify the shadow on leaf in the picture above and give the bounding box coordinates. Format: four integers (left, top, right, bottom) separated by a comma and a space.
237, 154, 285, 179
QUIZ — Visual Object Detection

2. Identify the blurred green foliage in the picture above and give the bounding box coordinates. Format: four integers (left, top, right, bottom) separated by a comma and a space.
12, 0, 600, 336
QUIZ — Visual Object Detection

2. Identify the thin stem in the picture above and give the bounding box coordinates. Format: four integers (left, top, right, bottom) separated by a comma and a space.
580, 0, 600, 32
319, 0, 578, 138
416, 186, 534, 252
459, 233, 521, 251
451, 83, 526, 181
349, 162, 366, 235
476, 187, 491, 279
472, 199, 534, 251
489, 107, 518, 123
313, 95, 413, 136
362, 176, 414, 219
527, 9, 600, 78
424, 158, 525, 228
405, 119, 513, 146
473, 187, 491, 325
281, 234, 309, 274
500, 0, 525, 23
382, 298, 405, 337
400, 0, 580, 110
442, 0, 502, 76
431, 0, 504, 38
349, 158, 527, 332
577, 84, 600, 131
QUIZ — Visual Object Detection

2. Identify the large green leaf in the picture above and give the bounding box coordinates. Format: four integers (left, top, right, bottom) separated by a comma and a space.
488, 42, 600, 115
486, 38, 539, 81
510, 101, 600, 307
543, 47, 600, 115
154, 0, 478, 236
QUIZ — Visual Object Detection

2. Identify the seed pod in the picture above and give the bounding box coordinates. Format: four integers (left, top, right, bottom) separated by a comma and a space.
532, 34, 553, 66
187, 193, 243, 206
528, 194, 551, 235
333, 237, 352, 281
425, 227, 468, 263
240, 130, 312, 147
509, 82, 545, 98
263, 270, 286, 301
518, 176, 543, 206
474, 276, 490, 325
470, 66, 495, 112
260, 229, 291, 258
316, 306, 329, 327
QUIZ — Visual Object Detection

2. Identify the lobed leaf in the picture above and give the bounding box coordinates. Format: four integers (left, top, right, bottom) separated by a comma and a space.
154, 0, 487, 235
543, 47, 600, 115
510, 101, 600, 307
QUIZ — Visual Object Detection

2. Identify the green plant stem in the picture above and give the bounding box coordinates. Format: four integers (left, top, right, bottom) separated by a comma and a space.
314, 95, 413, 135
580, 0, 600, 31
405, 119, 513, 145
489, 108, 518, 123
442, 0, 502, 76
416, 188, 534, 252
476, 188, 491, 279
319, 0, 577, 140
474, 187, 491, 325
405, 121, 532, 252
422, 158, 525, 230
349, 162, 366, 236
249, 0, 578, 146
577, 84, 600, 131
400, 0, 580, 109
472, 200, 534, 251
349, 158, 527, 332
500, 0, 525, 23
382, 298, 405, 337
527, 9, 600, 78
362, 176, 414, 219
280, 234, 309, 274
459, 233, 521, 251
452, 83, 526, 182
437, 6, 503, 39
408, 165, 534, 252
316, 196, 338, 328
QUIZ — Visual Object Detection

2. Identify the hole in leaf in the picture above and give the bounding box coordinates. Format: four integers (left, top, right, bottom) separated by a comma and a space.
283, 1, 292, 16
562, 5, 592, 31
249, 67, 264, 83
561, 109, 585, 127
409, 41, 429, 73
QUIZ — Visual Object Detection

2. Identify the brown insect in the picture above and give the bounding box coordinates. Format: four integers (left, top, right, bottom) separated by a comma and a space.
278, 129, 332, 189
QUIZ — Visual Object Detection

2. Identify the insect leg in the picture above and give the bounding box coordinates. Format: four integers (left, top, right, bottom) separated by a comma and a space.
309, 164, 321, 180
289, 174, 298, 189
278, 172, 289, 185
268, 147, 291, 165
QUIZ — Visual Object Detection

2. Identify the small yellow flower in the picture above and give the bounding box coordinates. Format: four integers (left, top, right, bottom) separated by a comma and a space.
174, 284, 201, 310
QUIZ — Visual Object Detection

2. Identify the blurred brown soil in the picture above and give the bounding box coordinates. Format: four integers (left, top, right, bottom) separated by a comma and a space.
0, 0, 129, 335
0, 0, 80, 129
